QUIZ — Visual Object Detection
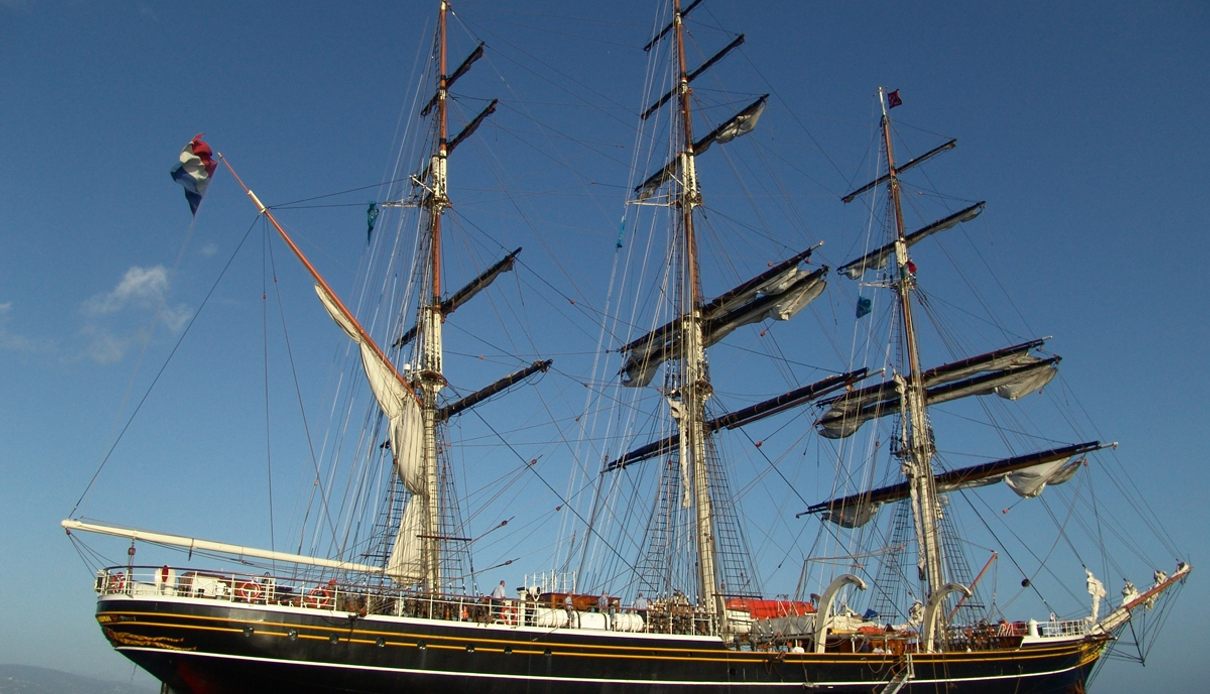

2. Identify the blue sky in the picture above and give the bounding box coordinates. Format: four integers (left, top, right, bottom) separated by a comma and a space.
2, 1, 1208, 691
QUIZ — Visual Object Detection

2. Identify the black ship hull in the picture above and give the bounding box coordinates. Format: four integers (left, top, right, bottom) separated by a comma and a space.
97, 596, 1107, 693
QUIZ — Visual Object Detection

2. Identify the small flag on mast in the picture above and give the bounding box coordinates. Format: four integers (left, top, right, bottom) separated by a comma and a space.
855, 297, 872, 318
171, 134, 217, 215
886, 89, 903, 109
366, 202, 380, 243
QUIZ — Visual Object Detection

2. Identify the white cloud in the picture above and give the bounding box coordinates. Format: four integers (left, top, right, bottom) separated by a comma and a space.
84, 265, 171, 315
0, 301, 51, 354
79, 265, 191, 363
79, 326, 130, 365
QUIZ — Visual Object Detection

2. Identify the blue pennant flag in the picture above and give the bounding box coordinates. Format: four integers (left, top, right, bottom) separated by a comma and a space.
366, 202, 380, 243
856, 297, 872, 318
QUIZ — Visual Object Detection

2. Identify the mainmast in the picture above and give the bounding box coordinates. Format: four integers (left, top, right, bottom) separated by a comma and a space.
416, 1, 453, 592
669, 0, 721, 627
628, 0, 795, 631
879, 87, 947, 599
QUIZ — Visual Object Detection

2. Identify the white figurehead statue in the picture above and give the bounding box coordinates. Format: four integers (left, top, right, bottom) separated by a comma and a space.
1085, 569, 1106, 622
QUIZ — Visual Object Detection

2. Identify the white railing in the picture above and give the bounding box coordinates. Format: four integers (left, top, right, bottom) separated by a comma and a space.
94, 566, 655, 634
1037, 618, 1090, 638
97, 566, 356, 609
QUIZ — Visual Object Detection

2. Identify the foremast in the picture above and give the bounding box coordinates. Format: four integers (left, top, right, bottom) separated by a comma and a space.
406, 0, 521, 594
878, 87, 948, 601
72, 3, 534, 599
414, 0, 454, 595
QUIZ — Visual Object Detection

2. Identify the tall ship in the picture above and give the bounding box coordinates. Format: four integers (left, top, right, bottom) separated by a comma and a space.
63, 2, 1189, 691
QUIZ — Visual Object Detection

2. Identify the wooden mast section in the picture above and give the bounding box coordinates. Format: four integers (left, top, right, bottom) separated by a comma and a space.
415, 0, 453, 593
218, 159, 418, 410
878, 87, 948, 602
670, 0, 722, 630
222, 4, 497, 594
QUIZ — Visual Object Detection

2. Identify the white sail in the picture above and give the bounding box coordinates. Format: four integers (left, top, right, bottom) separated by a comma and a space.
923, 341, 1043, 386
837, 202, 984, 279
668, 397, 693, 507
315, 284, 424, 491
818, 457, 1084, 528
712, 96, 765, 144
386, 501, 427, 582
315, 282, 362, 341
315, 283, 426, 581
635, 95, 769, 200
816, 355, 1058, 439
992, 362, 1058, 400
1003, 457, 1082, 497
822, 502, 881, 529
707, 270, 826, 343
938, 456, 1082, 498
807, 443, 1102, 528
621, 269, 826, 387
710, 264, 801, 315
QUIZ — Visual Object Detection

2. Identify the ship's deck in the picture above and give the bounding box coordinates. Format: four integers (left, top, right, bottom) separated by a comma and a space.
93, 564, 1095, 655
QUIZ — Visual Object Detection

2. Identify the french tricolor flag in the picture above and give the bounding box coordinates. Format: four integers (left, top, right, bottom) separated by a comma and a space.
171, 134, 217, 215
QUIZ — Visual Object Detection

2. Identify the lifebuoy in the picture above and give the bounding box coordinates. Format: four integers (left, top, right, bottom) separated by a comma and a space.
109, 571, 126, 594
304, 586, 333, 609
237, 581, 262, 603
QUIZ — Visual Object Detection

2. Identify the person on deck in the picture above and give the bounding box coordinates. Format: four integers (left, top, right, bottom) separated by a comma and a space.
634, 592, 649, 621
490, 580, 507, 622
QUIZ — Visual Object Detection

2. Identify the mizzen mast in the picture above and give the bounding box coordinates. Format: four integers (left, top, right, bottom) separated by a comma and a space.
877, 86, 948, 601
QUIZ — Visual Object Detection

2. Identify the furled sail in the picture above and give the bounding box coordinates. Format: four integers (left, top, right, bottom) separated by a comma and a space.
697, 95, 767, 151
438, 359, 552, 421
315, 284, 426, 581
605, 368, 867, 471
641, 35, 747, 120
837, 202, 985, 279
396, 248, 522, 348
420, 42, 485, 117
840, 138, 957, 204
619, 249, 824, 387
815, 339, 1058, 438
635, 95, 769, 201
411, 100, 498, 185
802, 441, 1105, 527
1003, 456, 1084, 497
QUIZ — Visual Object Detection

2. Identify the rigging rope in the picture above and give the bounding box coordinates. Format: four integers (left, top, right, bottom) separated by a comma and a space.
68, 217, 260, 517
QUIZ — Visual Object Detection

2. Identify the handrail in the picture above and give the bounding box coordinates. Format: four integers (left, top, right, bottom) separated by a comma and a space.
94, 566, 652, 634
